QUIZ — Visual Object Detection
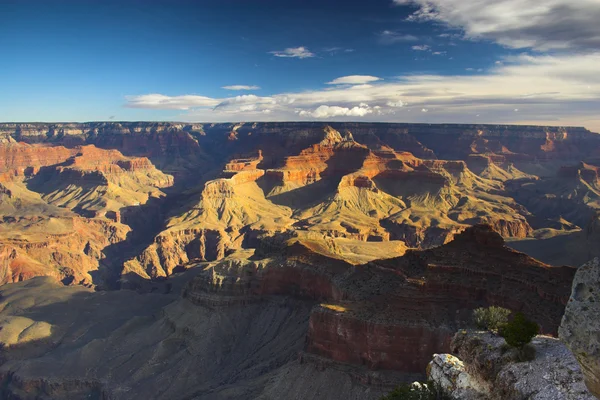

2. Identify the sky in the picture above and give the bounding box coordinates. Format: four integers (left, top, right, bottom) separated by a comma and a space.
1, 0, 600, 131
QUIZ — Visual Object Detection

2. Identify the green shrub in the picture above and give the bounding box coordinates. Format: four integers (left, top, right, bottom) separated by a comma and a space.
380, 382, 451, 400
517, 343, 536, 362
472, 306, 511, 332
500, 312, 539, 349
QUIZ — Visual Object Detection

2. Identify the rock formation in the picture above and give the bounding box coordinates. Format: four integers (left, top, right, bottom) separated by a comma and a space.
121, 126, 546, 281
0, 143, 173, 286
427, 330, 595, 399
182, 225, 574, 377
560, 258, 600, 398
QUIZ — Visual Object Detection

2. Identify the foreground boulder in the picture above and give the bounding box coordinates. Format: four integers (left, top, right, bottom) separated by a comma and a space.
428, 330, 594, 399
560, 258, 600, 398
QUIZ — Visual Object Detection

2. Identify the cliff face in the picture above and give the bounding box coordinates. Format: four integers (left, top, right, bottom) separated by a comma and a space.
2, 122, 598, 178
0, 143, 173, 286
123, 126, 541, 280
1, 121, 595, 286
305, 307, 453, 373
180, 225, 574, 377
560, 258, 600, 398
0, 121, 597, 399
0, 225, 580, 399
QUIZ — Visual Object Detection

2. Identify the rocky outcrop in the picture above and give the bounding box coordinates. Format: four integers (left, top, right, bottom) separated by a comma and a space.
559, 258, 600, 398
0, 142, 75, 178
0, 218, 130, 285
427, 353, 487, 399
123, 227, 231, 280
428, 330, 595, 399
373, 225, 575, 333
178, 225, 575, 379
0, 143, 173, 286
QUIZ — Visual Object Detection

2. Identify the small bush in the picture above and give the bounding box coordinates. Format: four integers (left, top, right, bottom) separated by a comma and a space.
380, 381, 451, 400
517, 343, 536, 362
472, 306, 511, 332
500, 312, 539, 349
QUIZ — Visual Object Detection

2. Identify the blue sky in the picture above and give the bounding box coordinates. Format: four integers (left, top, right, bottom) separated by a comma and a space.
1, 0, 599, 131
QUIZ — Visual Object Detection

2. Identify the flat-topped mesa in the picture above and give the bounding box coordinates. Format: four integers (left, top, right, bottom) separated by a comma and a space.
220, 152, 266, 183
204, 170, 266, 200
67, 146, 159, 174
0, 142, 172, 186
223, 150, 263, 172
376, 225, 575, 333
266, 129, 370, 186
0, 142, 76, 178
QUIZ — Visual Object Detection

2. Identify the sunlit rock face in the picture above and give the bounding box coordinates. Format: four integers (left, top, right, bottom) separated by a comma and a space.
1, 122, 598, 287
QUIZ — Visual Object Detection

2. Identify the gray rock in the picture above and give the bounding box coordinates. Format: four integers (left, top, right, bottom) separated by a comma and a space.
559, 257, 600, 399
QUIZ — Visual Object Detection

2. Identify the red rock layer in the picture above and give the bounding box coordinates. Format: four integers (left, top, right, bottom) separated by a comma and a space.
0, 143, 75, 177
183, 226, 574, 375
306, 308, 452, 373
0, 218, 130, 286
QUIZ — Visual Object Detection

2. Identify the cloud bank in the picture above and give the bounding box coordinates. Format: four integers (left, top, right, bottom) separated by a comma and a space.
393, 0, 600, 51
125, 53, 600, 131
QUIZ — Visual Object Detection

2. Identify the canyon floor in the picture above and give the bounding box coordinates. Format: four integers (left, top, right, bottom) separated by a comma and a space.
0, 122, 598, 399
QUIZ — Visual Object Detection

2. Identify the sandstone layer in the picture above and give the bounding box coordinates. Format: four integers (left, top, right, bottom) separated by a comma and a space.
0, 143, 173, 286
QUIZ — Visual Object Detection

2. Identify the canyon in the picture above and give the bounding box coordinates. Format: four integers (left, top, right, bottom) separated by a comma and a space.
0, 122, 598, 399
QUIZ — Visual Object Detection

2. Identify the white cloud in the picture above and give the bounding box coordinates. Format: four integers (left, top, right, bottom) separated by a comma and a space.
269, 46, 315, 58
298, 104, 373, 118
386, 100, 404, 107
379, 30, 419, 44
222, 85, 260, 91
125, 94, 219, 110
327, 75, 382, 85
393, 0, 600, 51
125, 53, 600, 131
213, 95, 275, 111
412, 45, 430, 51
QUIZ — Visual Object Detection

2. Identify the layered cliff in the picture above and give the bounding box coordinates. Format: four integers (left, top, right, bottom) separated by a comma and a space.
182, 225, 574, 377
123, 126, 540, 280
0, 143, 173, 286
